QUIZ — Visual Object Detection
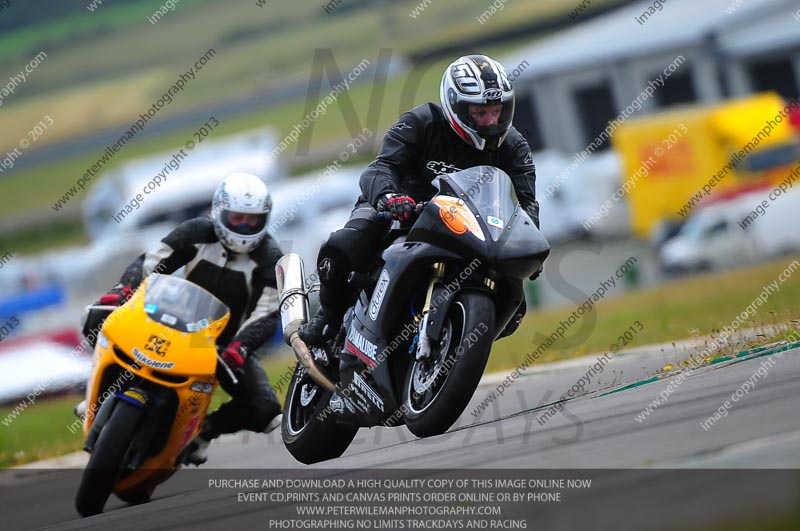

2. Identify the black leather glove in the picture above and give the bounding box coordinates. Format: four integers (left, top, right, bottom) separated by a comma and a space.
376, 194, 417, 221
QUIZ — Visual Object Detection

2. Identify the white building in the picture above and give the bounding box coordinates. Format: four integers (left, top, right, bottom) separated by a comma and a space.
504, 0, 800, 153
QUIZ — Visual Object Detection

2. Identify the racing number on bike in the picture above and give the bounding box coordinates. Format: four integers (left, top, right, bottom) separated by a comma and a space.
145, 335, 171, 357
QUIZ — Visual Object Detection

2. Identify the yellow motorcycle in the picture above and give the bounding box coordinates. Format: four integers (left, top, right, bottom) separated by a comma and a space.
75, 273, 234, 516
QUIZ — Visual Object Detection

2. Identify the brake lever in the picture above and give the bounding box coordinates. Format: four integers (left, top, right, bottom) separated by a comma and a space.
216, 354, 240, 386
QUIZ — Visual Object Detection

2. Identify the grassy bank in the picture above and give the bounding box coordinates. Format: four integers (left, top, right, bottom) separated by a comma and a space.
488, 255, 800, 373
0, 0, 632, 217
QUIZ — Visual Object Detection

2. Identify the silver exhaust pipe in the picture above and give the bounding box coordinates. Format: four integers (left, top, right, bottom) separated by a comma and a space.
276, 253, 309, 339
276, 254, 335, 392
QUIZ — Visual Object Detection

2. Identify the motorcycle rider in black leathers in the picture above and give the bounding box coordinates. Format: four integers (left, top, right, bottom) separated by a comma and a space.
80, 172, 283, 465
299, 54, 541, 348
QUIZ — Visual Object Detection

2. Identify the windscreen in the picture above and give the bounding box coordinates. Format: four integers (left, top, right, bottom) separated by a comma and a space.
438, 166, 519, 240
142, 274, 228, 333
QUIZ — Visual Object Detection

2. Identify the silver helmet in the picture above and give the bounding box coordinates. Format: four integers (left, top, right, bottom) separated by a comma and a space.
211, 172, 272, 254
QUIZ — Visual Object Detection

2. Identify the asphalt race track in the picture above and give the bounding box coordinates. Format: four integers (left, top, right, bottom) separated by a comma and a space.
3, 343, 799, 531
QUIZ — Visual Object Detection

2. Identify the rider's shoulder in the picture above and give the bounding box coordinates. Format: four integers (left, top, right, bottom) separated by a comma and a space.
164, 216, 216, 245
399, 103, 440, 127
500, 126, 529, 152
248, 233, 283, 266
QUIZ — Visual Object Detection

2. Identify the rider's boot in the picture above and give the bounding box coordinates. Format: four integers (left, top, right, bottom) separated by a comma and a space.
74, 400, 87, 418
298, 306, 341, 348
264, 413, 283, 433
185, 431, 213, 466
185, 412, 283, 466
298, 270, 346, 348
185, 417, 218, 466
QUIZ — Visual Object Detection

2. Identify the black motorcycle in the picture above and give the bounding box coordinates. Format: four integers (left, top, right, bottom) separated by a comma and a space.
276, 166, 550, 464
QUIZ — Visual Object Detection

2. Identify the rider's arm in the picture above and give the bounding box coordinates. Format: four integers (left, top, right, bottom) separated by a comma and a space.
359, 111, 424, 206
118, 218, 215, 288
501, 136, 540, 229
230, 237, 284, 353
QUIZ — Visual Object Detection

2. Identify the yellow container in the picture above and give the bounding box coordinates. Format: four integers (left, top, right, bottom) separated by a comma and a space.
612, 92, 799, 237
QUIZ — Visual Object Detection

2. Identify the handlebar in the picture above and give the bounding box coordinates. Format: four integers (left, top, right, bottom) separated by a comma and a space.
85, 304, 120, 312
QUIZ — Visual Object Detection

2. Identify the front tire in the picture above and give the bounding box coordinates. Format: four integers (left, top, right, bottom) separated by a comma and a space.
117, 485, 155, 505
403, 291, 495, 438
282, 364, 358, 465
75, 400, 144, 517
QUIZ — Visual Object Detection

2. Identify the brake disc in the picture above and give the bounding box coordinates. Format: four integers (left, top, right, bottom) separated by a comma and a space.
300, 383, 318, 407
412, 322, 453, 395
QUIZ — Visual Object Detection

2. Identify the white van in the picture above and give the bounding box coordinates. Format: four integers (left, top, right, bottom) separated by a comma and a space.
659, 187, 800, 273
53, 128, 283, 294
83, 127, 281, 240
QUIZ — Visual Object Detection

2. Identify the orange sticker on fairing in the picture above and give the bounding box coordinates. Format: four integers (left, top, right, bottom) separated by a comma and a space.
432, 196, 485, 241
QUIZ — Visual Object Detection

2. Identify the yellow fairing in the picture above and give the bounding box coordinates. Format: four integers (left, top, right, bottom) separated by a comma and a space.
83, 275, 230, 493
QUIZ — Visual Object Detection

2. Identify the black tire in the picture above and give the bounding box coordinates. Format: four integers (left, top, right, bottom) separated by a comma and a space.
403, 291, 495, 438
75, 400, 144, 517
117, 485, 155, 505
281, 364, 358, 465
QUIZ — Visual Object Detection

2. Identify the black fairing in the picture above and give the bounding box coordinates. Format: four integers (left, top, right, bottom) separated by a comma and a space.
332, 166, 550, 427
336, 241, 463, 427
406, 168, 550, 279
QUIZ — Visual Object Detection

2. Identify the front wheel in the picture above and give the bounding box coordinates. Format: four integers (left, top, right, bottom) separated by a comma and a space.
75, 400, 144, 517
117, 485, 155, 505
403, 290, 495, 438
282, 364, 358, 465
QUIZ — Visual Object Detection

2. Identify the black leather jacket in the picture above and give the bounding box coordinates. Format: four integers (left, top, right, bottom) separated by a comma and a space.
358, 102, 540, 228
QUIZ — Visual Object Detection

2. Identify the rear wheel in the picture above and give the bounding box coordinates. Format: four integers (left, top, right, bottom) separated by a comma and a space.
403, 291, 495, 437
282, 363, 358, 464
75, 400, 143, 517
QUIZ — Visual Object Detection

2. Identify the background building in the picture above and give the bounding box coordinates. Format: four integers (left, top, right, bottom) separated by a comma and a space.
505, 0, 800, 153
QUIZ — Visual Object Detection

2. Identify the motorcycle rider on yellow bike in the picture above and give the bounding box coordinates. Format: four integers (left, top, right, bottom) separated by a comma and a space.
80, 172, 284, 465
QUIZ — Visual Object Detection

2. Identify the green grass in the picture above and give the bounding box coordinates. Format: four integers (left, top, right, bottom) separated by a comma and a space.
487, 255, 800, 374
0, 0, 629, 217
0, 31, 544, 219
0, 393, 85, 467
1, 0, 569, 151
0, 53, 449, 216
0, 0, 211, 64
0, 219, 87, 255
0, 55, 452, 217
0, 352, 295, 468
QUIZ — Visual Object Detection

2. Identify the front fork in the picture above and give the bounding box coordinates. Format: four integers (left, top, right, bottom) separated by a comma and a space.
83, 394, 116, 452
415, 262, 446, 360
84, 386, 156, 470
